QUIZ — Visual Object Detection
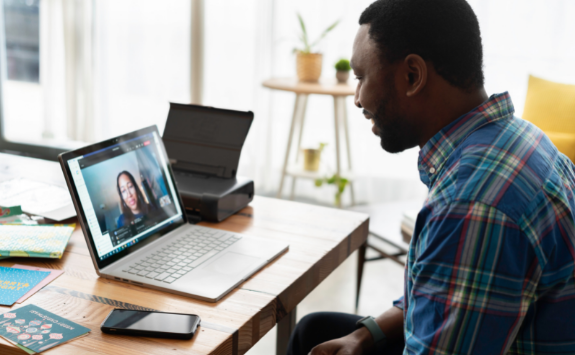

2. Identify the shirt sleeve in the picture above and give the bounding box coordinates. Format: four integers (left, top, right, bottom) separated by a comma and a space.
393, 295, 405, 310
404, 201, 542, 355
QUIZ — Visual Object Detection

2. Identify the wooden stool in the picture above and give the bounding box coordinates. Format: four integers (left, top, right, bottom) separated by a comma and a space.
263, 78, 357, 207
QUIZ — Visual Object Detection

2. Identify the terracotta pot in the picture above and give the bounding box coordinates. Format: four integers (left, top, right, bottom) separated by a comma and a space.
303, 148, 322, 171
296, 52, 323, 82
336, 70, 349, 83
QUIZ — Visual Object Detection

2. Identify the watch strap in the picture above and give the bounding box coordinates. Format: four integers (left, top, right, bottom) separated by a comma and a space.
356, 316, 387, 348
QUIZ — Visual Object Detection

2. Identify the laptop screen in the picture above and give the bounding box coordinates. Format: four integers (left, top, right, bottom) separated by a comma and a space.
66, 129, 184, 262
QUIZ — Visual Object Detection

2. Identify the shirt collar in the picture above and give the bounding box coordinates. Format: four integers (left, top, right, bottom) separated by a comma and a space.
418, 92, 515, 187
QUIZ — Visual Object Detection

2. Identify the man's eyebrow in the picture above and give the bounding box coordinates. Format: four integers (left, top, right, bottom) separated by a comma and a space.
350, 60, 355, 70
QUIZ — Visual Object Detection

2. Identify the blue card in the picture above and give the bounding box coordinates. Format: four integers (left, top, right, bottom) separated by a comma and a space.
0, 267, 50, 306
0, 304, 91, 353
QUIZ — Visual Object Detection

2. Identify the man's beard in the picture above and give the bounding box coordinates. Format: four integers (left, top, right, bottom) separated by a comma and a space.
371, 84, 416, 154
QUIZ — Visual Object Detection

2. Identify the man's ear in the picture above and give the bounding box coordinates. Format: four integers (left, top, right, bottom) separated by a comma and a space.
403, 54, 427, 97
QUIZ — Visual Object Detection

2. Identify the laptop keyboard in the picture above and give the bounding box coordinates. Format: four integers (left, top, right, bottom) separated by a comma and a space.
122, 228, 241, 284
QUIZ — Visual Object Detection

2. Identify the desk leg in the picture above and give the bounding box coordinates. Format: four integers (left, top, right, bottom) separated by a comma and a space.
278, 94, 305, 199
277, 307, 297, 355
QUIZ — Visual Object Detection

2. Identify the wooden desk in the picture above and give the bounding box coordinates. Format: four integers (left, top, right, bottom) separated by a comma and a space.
0, 196, 369, 355
262, 78, 357, 207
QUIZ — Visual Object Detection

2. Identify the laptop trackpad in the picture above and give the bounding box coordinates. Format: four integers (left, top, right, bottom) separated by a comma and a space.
203, 252, 261, 276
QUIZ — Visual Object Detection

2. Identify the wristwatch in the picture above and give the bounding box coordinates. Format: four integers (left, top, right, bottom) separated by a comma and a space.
355, 316, 387, 351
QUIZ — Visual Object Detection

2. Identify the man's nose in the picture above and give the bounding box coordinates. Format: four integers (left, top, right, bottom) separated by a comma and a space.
354, 88, 362, 109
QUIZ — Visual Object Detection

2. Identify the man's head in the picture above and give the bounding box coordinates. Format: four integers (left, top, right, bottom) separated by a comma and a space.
351, 0, 485, 153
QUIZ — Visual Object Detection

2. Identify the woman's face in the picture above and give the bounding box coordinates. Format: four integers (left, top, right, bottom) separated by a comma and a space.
118, 174, 139, 213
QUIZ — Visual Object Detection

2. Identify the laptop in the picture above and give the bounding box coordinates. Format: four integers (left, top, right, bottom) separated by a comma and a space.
59, 125, 288, 302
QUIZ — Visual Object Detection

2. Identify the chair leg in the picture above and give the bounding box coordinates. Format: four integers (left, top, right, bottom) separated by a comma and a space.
356, 241, 367, 312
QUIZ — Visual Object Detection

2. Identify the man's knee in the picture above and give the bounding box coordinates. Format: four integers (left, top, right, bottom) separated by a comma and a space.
293, 312, 332, 336
288, 312, 361, 355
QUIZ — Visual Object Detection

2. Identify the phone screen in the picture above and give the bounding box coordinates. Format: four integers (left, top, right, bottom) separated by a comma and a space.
102, 310, 200, 334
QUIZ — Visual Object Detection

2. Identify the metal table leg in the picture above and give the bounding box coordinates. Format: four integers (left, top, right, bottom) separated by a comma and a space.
276, 307, 297, 355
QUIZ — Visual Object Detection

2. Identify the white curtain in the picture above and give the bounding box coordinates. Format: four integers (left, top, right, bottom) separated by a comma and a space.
38, 0, 94, 143
91, 0, 191, 141
3, 0, 191, 147
39, 0, 66, 141
201, 0, 575, 206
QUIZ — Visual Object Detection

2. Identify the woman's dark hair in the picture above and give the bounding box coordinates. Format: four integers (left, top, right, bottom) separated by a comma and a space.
359, 0, 484, 91
116, 170, 148, 225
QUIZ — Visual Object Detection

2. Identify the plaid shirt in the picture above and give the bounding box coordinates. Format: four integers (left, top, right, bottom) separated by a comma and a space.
395, 92, 575, 354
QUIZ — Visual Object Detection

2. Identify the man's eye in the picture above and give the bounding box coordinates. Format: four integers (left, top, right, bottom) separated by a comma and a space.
355, 76, 363, 81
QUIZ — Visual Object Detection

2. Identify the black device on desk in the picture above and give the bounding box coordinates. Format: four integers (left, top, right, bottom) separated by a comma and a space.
163, 103, 254, 222
101, 309, 201, 339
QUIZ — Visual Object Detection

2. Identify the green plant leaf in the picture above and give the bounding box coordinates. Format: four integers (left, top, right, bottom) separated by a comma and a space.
297, 13, 310, 53
309, 19, 340, 50
335, 58, 351, 71
313, 173, 348, 206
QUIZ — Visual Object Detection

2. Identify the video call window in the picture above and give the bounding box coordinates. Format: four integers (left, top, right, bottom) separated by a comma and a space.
80, 137, 178, 247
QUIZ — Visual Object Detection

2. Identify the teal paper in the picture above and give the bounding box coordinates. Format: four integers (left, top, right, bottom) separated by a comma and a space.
0, 304, 90, 353
0, 267, 49, 306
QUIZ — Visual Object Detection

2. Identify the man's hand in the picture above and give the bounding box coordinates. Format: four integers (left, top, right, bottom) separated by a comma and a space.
308, 333, 364, 355
309, 306, 404, 355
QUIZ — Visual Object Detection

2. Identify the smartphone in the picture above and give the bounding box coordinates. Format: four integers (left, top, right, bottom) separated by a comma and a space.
101, 309, 201, 339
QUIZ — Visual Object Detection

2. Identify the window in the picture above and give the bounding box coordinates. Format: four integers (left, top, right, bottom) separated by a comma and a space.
1, 0, 66, 159
0, 0, 192, 160
4, 0, 39, 83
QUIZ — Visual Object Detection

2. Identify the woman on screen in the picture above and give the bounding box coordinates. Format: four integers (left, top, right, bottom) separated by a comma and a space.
116, 171, 149, 228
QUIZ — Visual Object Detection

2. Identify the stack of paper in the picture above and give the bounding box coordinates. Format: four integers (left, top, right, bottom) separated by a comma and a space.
0, 304, 90, 354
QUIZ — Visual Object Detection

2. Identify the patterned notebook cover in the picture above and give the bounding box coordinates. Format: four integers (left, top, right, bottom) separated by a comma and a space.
0, 267, 50, 306
0, 225, 75, 260
0, 304, 90, 353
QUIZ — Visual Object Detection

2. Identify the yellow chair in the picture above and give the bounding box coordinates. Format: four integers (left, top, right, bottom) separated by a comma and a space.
522, 75, 575, 162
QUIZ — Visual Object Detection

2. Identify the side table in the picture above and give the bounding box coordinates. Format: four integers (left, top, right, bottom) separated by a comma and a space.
262, 78, 357, 207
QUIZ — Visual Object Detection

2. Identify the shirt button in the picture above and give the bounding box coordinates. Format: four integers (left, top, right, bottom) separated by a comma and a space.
429, 167, 436, 174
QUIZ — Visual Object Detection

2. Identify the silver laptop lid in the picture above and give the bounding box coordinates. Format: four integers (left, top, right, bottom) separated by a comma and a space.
59, 125, 187, 270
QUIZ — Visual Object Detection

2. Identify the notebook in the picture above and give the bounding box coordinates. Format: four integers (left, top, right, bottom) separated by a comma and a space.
0, 224, 74, 260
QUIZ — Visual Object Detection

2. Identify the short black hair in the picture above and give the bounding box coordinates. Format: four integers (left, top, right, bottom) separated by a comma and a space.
359, 0, 484, 91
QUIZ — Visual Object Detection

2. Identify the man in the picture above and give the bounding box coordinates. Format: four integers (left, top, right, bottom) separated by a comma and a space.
287, 0, 575, 354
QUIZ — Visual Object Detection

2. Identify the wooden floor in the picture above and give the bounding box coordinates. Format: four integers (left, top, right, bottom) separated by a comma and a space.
246, 245, 405, 355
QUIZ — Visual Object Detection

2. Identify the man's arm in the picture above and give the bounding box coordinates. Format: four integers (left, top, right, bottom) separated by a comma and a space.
404, 201, 541, 354
309, 306, 403, 355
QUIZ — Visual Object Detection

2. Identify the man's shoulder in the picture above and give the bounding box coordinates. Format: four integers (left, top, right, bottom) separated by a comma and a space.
449, 116, 560, 221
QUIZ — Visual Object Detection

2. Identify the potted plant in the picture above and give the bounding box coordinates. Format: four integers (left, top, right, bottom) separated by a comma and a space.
315, 174, 349, 207
335, 59, 351, 83
294, 13, 339, 82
